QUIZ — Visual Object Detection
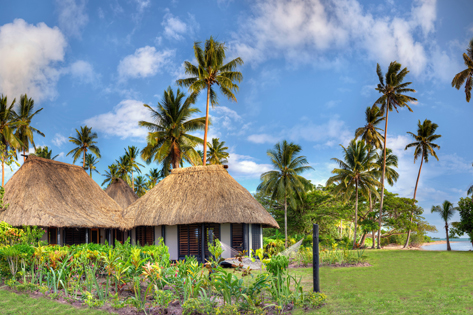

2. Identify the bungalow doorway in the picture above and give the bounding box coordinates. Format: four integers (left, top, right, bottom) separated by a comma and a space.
178, 224, 220, 263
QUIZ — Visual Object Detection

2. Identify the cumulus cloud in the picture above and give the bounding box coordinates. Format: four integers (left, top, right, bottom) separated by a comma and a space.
52, 133, 68, 147
247, 134, 280, 144
84, 99, 150, 139
117, 46, 174, 81
231, 0, 442, 78
68, 60, 99, 84
227, 153, 272, 178
162, 12, 199, 40
0, 19, 67, 102
55, 0, 89, 38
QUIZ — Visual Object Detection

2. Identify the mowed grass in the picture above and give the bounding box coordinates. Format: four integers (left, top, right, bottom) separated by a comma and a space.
0, 290, 107, 315
292, 250, 473, 315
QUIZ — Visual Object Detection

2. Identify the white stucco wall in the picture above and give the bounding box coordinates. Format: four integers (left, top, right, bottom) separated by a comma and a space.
221, 223, 232, 258
154, 226, 162, 244
248, 224, 253, 257
166, 225, 178, 260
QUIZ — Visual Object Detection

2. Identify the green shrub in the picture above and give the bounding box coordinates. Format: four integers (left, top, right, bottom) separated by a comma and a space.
266, 255, 289, 276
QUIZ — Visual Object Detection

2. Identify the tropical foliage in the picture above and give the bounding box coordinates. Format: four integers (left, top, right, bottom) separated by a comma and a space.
30, 146, 58, 160
14, 94, 44, 162
84, 154, 100, 178
451, 38, 473, 102
431, 201, 457, 251
67, 126, 101, 168
206, 138, 229, 165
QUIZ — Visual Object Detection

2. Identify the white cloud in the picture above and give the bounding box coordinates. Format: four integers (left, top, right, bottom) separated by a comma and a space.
231, 0, 440, 78
52, 133, 68, 147
162, 12, 199, 40
117, 46, 174, 81
0, 19, 67, 102
247, 134, 280, 144
227, 153, 272, 178
134, 0, 151, 12
84, 99, 149, 139
55, 0, 89, 38
325, 100, 340, 108
68, 60, 98, 84
288, 116, 352, 147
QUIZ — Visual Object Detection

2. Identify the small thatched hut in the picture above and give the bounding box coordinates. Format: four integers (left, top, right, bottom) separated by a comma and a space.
124, 165, 279, 261
0, 155, 127, 245
105, 178, 138, 244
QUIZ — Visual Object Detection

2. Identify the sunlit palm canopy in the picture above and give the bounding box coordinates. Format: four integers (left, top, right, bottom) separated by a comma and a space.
84, 153, 100, 177
431, 200, 457, 223
66, 126, 101, 166
102, 164, 119, 187
31, 146, 58, 160
405, 119, 441, 163
451, 38, 473, 102
207, 138, 229, 165
134, 175, 148, 197
355, 105, 384, 149
375, 148, 399, 186
15, 94, 44, 153
0, 95, 25, 150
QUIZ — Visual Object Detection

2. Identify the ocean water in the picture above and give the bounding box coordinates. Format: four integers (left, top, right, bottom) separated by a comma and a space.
422, 239, 472, 251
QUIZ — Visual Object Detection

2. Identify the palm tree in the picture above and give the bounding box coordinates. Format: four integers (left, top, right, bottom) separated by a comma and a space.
139, 87, 206, 174
373, 61, 417, 249
431, 200, 457, 251
176, 37, 243, 165
257, 140, 313, 247
31, 146, 59, 160
403, 119, 441, 248
146, 168, 163, 189
115, 155, 132, 185
0, 95, 24, 186
207, 138, 229, 165
327, 140, 380, 249
67, 126, 101, 168
102, 164, 118, 187
355, 105, 384, 150
451, 38, 473, 102
15, 94, 44, 162
125, 146, 144, 191
84, 153, 100, 178
134, 175, 147, 197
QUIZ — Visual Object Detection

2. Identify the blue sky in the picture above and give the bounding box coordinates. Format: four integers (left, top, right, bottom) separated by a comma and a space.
1, 0, 472, 237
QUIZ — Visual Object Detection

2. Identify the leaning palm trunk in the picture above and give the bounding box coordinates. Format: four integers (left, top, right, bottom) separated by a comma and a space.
377, 107, 389, 249
445, 223, 451, 251
404, 157, 424, 248
284, 195, 288, 248
202, 84, 211, 165
353, 183, 359, 249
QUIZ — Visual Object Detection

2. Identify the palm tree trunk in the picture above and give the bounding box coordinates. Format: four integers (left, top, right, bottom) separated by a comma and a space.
83, 149, 87, 168
353, 182, 359, 249
360, 232, 367, 246
1, 161, 4, 187
23, 149, 26, 163
90, 169, 92, 177
372, 230, 376, 249
131, 171, 134, 191
202, 84, 211, 166
377, 106, 389, 249
404, 157, 424, 248
446, 223, 451, 251
284, 195, 288, 248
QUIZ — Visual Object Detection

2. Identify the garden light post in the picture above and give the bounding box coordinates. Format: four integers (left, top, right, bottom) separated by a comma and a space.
313, 224, 320, 292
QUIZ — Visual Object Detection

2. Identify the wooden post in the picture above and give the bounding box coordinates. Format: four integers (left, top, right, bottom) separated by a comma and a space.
313, 224, 320, 292
57, 228, 61, 246
86, 228, 89, 244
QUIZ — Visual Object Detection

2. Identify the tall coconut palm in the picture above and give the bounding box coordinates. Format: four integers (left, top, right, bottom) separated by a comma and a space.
327, 140, 380, 249
451, 38, 473, 102
134, 175, 147, 197
31, 146, 59, 160
67, 126, 101, 168
124, 146, 144, 190
139, 87, 206, 175
403, 119, 441, 248
84, 153, 100, 178
146, 168, 163, 189
176, 37, 243, 165
355, 105, 385, 150
257, 140, 313, 247
15, 94, 44, 162
374, 62, 417, 249
207, 138, 229, 165
116, 155, 132, 185
0, 95, 24, 186
102, 164, 119, 187
431, 200, 457, 251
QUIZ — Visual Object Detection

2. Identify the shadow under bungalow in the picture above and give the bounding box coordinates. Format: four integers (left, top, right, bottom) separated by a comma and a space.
0, 156, 279, 262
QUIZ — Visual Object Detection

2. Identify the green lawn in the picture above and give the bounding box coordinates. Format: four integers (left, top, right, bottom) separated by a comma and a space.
1, 250, 472, 314
293, 250, 473, 315
0, 290, 107, 315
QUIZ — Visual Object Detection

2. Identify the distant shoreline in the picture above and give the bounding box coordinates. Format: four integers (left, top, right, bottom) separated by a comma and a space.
422, 240, 460, 246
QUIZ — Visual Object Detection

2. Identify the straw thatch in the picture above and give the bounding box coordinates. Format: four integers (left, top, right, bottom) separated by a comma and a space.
105, 178, 138, 210
0, 155, 127, 228
123, 165, 279, 228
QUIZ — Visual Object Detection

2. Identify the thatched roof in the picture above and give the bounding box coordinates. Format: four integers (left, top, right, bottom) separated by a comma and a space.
0, 155, 127, 228
105, 178, 138, 209
123, 165, 279, 228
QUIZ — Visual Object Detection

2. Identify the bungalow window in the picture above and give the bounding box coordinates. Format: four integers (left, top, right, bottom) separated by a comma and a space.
136, 226, 154, 246
251, 224, 262, 250
178, 224, 202, 259
90, 229, 100, 244
48, 227, 58, 245
204, 223, 220, 258
64, 228, 87, 245
114, 229, 125, 244
231, 224, 244, 253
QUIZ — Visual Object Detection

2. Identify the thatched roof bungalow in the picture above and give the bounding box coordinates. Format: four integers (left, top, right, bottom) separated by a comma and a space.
0, 156, 127, 245
105, 178, 138, 244
124, 165, 279, 261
